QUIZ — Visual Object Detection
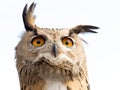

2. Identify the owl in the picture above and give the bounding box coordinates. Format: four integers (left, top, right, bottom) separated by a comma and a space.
15, 2, 99, 90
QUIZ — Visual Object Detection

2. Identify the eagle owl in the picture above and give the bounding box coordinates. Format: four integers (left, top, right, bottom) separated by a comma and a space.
15, 2, 99, 90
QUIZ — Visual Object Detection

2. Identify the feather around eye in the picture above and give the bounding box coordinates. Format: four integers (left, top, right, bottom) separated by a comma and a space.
31, 36, 45, 46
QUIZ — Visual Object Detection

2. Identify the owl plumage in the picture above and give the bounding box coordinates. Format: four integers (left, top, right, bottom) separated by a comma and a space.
15, 2, 99, 90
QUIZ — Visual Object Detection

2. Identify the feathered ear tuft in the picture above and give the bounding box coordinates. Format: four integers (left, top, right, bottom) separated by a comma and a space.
69, 25, 99, 35
22, 2, 36, 31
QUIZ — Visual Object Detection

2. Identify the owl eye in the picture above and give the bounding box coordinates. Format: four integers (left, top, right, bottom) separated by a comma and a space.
31, 36, 45, 46
62, 37, 74, 47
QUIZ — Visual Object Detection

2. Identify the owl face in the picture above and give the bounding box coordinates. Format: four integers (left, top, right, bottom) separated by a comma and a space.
16, 28, 84, 68
15, 3, 98, 78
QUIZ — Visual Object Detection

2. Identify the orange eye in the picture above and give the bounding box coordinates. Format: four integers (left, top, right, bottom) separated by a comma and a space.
31, 36, 45, 46
62, 37, 74, 47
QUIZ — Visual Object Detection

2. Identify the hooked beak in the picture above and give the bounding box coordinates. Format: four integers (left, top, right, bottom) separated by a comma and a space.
52, 44, 57, 57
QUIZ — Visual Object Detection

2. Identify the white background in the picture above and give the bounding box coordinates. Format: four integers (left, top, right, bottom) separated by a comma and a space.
0, 0, 120, 90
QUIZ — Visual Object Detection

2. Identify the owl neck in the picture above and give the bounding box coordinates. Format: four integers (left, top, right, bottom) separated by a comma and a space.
18, 70, 89, 90
18, 75, 88, 90
17, 59, 89, 90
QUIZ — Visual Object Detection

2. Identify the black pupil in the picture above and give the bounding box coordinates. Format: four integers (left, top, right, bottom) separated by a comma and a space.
37, 40, 41, 44
65, 41, 69, 45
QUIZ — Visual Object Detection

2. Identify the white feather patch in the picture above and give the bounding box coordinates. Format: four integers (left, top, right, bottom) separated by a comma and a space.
46, 79, 67, 90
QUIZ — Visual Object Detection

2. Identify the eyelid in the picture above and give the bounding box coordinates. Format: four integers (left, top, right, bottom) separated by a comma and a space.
31, 35, 47, 42
32, 34, 46, 39
61, 36, 74, 42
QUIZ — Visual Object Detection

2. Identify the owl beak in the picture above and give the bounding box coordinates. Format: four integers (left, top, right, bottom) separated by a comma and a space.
52, 44, 57, 57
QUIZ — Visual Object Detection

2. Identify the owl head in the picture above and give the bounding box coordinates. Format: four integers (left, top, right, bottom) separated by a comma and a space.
16, 2, 98, 78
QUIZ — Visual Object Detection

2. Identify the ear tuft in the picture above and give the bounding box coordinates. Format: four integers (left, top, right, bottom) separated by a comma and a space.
22, 2, 36, 31
69, 25, 99, 35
